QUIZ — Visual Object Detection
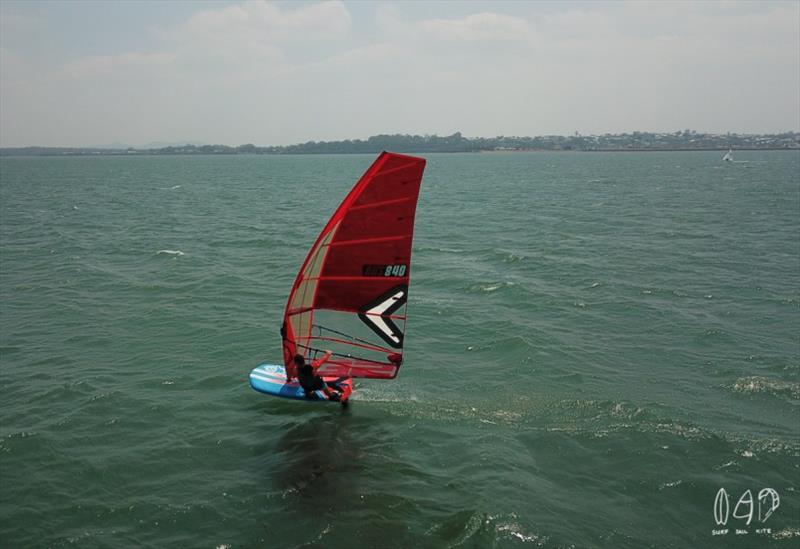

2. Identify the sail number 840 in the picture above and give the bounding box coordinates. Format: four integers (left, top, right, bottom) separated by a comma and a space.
362, 264, 407, 277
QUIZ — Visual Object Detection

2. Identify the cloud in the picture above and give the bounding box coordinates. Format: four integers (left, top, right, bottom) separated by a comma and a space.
142, 1, 353, 76
420, 12, 529, 42
46, 0, 357, 114
160, 0, 352, 46
0, 1, 797, 146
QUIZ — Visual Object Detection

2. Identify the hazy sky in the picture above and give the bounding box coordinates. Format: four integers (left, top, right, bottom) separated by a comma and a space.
1, 0, 798, 147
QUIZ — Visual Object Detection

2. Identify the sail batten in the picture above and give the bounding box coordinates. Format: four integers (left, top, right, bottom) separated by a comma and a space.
350, 196, 412, 211
281, 152, 426, 379
329, 234, 412, 246
304, 275, 410, 282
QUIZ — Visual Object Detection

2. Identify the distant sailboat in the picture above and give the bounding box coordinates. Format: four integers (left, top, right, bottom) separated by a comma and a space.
722, 148, 733, 162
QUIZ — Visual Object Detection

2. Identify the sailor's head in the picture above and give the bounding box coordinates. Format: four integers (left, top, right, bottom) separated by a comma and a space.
293, 354, 305, 366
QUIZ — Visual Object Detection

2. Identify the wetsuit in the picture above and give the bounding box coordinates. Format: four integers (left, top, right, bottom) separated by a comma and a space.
298, 363, 325, 395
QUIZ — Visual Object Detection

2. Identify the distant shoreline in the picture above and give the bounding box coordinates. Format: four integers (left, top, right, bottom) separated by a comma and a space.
1, 147, 797, 158
480, 147, 799, 153
2, 131, 798, 157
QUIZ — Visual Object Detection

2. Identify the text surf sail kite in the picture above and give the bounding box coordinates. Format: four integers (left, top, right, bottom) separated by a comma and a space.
281, 152, 427, 380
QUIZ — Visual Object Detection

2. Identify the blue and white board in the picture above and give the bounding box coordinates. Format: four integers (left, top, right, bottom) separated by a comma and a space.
249, 363, 353, 402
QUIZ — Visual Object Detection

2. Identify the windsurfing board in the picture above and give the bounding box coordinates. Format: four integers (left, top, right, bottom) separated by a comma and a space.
249, 363, 353, 403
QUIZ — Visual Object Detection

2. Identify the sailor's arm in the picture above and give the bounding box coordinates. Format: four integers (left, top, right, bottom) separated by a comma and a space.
312, 350, 333, 370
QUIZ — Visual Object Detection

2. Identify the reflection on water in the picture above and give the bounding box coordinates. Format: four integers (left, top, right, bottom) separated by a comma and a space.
272, 409, 363, 500
253, 405, 414, 545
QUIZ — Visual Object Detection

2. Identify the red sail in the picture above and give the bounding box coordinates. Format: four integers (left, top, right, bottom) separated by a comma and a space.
281, 152, 426, 379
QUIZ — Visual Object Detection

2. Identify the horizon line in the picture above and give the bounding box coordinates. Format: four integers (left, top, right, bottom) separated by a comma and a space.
3, 129, 800, 150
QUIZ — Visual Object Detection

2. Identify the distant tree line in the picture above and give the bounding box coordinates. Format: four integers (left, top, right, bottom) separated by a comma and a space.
2, 131, 798, 156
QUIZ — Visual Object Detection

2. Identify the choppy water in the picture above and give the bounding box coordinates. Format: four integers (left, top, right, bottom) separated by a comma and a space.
1, 151, 798, 548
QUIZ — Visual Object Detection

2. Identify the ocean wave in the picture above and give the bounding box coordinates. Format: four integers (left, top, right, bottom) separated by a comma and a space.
0, 431, 40, 455
495, 514, 547, 545
531, 399, 799, 454
156, 249, 185, 256
470, 281, 516, 293
415, 246, 463, 254
658, 479, 683, 490
501, 252, 525, 263
425, 510, 547, 547
729, 376, 800, 399
713, 460, 738, 470
773, 528, 800, 540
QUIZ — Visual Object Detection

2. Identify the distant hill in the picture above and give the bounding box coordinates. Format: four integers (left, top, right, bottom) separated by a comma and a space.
86, 142, 132, 150
137, 141, 205, 150
2, 131, 798, 156
84, 141, 206, 150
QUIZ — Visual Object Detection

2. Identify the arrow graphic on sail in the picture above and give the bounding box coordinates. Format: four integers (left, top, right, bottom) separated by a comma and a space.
358, 285, 407, 348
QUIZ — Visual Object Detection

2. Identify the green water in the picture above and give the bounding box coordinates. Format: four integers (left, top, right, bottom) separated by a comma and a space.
1, 151, 798, 548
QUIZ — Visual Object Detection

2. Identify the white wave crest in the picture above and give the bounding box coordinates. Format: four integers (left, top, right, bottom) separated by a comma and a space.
156, 249, 184, 256
480, 281, 515, 293
730, 376, 800, 398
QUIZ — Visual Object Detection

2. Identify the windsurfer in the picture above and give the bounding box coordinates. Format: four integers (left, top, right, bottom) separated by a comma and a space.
294, 352, 342, 401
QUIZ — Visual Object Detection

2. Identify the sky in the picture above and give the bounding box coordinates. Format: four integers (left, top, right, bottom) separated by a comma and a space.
0, 0, 798, 147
